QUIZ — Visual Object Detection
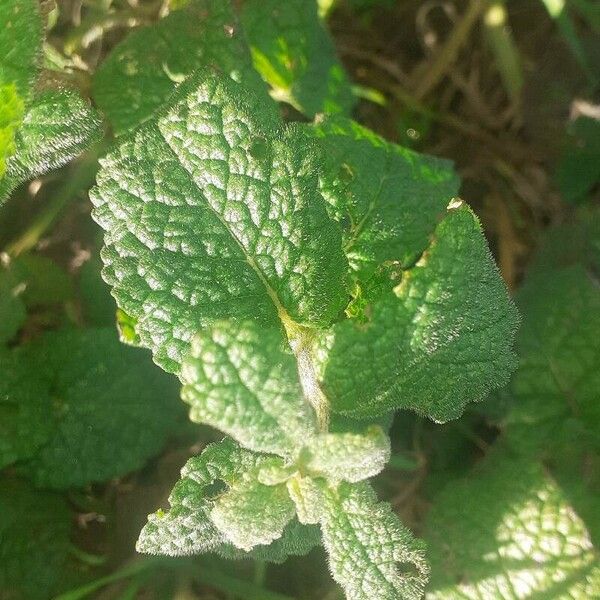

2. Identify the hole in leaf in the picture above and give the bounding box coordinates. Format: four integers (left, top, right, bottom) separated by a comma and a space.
203, 479, 227, 498
396, 561, 420, 577
249, 138, 269, 160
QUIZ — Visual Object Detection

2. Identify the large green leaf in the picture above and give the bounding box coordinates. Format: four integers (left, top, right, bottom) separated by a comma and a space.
425, 450, 600, 598
19, 328, 181, 488
242, 0, 354, 116
93, 0, 271, 135
0, 350, 54, 469
315, 203, 519, 421
91, 70, 349, 373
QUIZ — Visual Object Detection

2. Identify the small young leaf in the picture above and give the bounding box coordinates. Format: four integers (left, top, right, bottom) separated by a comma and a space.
138, 438, 318, 561
286, 473, 323, 525
181, 320, 317, 456
425, 450, 600, 598
315, 203, 519, 421
93, 0, 271, 134
137, 478, 225, 556
303, 426, 390, 483
210, 476, 295, 551
0, 90, 103, 202
318, 481, 429, 600
92, 70, 349, 373
242, 0, 355, 116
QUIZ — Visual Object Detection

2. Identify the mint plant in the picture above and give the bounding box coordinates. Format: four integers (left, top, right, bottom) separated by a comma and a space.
89, 14, 517, 593
8, 1, 599, 599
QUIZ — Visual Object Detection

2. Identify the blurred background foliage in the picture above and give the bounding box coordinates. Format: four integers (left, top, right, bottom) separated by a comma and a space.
0, 0, 598, 598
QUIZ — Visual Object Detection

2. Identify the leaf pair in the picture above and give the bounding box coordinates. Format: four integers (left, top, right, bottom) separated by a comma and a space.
138, 435, 429, 600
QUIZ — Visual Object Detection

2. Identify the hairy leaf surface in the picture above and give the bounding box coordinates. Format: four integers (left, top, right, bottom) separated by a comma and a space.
0, 90, 102, 202
312, 116, 460, 287
0, 0, 42, 179
315, 204, 519, 421
92, 70, 349, 373
137, 438, 318, 561
318, 481, 429, 600
181, 320, 317, 456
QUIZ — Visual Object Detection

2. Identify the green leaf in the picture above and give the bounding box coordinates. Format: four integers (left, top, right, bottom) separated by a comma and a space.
242, 0, 355, 116
556, 116, 600, 203
181, 320, 317, 456
302, 425, 390, 483
425, 449, 600, 598
315, 203, 519, 421
0, 480, 72, 600
20, 328, 181, 488
0, 349, 54, 468
312, 115, 460, 288
527, 210, 600, 275
78, 254, 117, 326
505, 265, 600, 455
0, 0, 42, 180
93, 0, 271, 135
91, 69, 349, 373
138, 438, 318, 561
6, 254, 74, 308
0, 90, 103, 202
318, 480, 429, 600
211, 476, 295, 551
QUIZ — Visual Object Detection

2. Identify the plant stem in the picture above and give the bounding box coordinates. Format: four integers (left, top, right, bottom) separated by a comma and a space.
483, 0, 523, 104
53, 560, 152, 600
411, 0, 486, 99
